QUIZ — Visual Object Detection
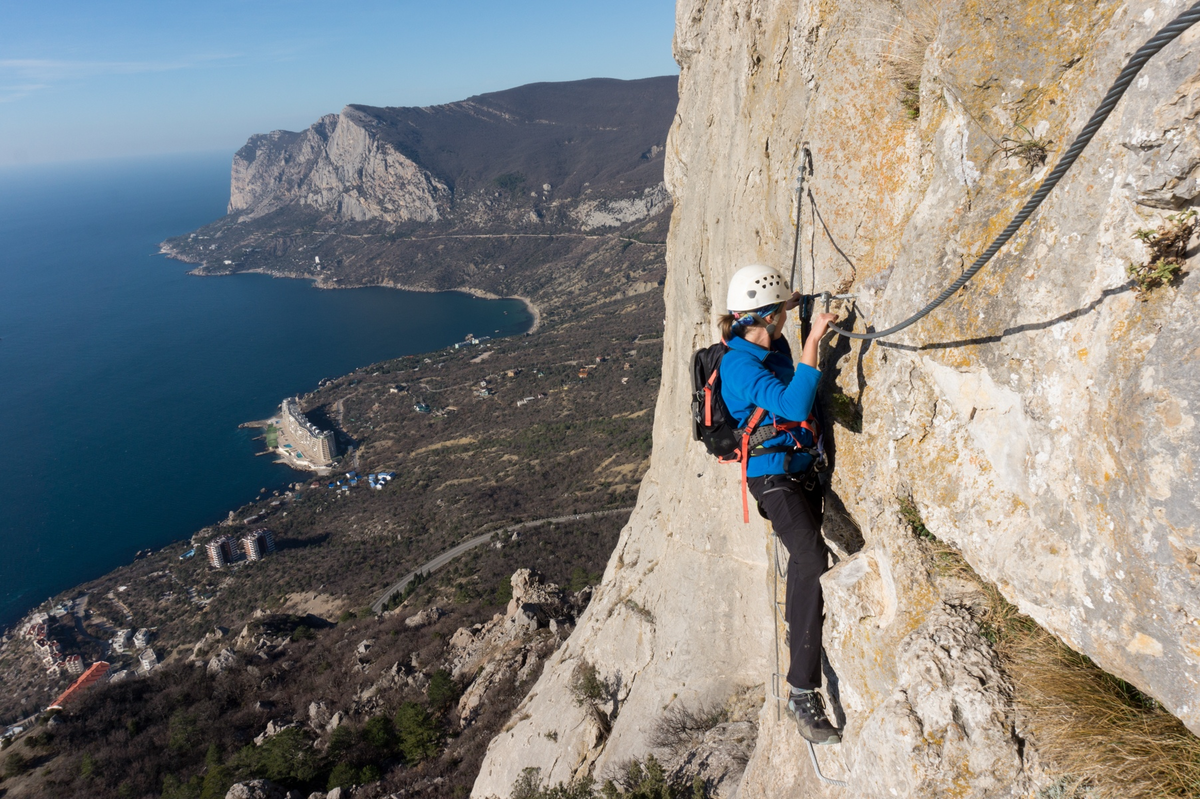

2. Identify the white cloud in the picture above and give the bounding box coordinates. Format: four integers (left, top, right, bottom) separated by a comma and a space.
0, 83, 50, 103
0, 55, 238, 98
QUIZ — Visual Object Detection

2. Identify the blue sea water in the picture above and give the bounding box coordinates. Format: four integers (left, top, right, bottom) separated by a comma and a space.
0, 153, 531, 628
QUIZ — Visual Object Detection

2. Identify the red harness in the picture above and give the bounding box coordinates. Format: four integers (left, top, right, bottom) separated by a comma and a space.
720, 411, 821, 523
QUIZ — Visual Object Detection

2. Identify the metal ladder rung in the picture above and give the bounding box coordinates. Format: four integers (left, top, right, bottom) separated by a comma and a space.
807, 741, 849, 788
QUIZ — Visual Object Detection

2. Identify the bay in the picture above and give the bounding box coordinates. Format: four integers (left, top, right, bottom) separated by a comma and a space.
0, 153, 531, 628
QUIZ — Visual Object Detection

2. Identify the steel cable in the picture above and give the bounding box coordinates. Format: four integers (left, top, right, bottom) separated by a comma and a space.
825, 0, 1200, 341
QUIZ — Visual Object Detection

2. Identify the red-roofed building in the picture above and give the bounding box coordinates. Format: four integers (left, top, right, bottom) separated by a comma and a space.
48, 661, 110, 710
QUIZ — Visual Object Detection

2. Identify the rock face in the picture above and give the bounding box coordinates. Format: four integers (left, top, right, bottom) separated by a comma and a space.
229, 109, 448, 224
448, 570, 581, 730
473, 0, 1200, 796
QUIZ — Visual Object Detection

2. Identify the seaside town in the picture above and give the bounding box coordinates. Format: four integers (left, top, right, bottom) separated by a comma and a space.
2, 607, 157, 743
0, 521, 291, 740
0, 326, 648, 743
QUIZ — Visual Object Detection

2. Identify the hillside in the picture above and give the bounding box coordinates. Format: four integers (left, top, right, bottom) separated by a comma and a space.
0, 78, 677, 799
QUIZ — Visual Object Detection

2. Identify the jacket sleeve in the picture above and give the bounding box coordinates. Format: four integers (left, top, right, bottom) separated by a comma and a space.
724, 353, 820, 423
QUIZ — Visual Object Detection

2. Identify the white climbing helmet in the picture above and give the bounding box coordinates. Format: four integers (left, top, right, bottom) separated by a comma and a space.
726, 264, 791, 312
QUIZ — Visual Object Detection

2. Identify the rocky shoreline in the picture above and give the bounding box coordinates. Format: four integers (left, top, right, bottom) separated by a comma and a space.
159, 243, 543, 335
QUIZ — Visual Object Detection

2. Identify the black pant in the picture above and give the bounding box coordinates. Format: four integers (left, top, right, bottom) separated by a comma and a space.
748, 473, 826, 692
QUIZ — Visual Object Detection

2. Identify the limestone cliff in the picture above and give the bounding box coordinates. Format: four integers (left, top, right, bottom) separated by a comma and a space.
473, 0, 1200, 796
229, 108, 449, 224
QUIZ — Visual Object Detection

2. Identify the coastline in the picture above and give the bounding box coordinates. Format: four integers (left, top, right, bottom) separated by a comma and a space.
6, 242, 531, 632
158, 244, 541, 335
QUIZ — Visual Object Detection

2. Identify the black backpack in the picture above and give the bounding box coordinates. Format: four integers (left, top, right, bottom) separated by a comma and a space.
692, 341, 789, 460
690, 341, 742, 459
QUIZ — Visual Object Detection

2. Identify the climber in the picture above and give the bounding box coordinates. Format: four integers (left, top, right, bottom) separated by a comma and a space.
718, 264, 840, 745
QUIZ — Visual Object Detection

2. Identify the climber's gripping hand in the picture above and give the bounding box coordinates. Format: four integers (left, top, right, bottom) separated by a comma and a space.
809, 312, 837, 340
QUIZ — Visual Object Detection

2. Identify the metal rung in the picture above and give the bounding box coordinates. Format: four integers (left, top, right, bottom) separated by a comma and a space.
807, 741, 849, 787
775, 600, 789, 625
771, 672, 790, 703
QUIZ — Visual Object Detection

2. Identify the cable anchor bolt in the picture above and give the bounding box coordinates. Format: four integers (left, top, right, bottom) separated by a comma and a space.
819, 292, 857, 312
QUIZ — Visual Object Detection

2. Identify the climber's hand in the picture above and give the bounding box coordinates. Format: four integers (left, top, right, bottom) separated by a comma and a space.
810, 312, 837, 339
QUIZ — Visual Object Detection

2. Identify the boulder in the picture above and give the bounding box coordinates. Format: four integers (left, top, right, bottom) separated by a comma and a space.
505, 569, 563, 616
225, 780, 287, 799
207, 648, 238, 675
253, 720, 298, 746
308, 701, 330, 728
512, 604, 545, 632
449, 627, 476, 649
404, 606, 447, 629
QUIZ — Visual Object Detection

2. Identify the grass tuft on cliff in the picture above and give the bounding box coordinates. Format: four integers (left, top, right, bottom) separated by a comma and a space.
879, 0, 939, 120
1005, 625, 1200, 799
919, 536, 1200, 799
1129, 209, 1197, 300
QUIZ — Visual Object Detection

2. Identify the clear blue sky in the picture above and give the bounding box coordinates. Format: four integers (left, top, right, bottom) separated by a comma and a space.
0, 1, 679, 167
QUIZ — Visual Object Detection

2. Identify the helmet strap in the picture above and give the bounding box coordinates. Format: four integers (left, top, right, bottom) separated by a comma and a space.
749, 313, 775, 335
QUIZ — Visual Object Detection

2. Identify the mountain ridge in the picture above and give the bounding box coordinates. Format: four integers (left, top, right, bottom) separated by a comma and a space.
163, 76, 679, 327
218, 75, 677, 227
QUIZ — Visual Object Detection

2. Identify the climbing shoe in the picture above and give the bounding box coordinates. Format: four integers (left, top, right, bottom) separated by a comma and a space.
788, 690, 840, 745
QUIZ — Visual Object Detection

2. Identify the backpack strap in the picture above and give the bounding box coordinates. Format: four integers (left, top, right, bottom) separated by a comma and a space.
739, 407, 767, 523
705, 337, 732, 428
703, 370, 718, 427
799, 416, 821, 440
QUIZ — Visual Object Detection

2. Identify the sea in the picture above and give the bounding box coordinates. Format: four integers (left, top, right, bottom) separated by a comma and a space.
0, 152, 532, 629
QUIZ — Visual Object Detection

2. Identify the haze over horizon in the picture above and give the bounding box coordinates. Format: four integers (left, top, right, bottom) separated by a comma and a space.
0, 0, 678, 168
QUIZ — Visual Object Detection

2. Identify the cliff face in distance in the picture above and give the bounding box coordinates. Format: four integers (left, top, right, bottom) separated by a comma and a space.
164, 77, 677, 323
473, 0, 1200, 796
228, 111, 450, 224
226, 77, 676, 227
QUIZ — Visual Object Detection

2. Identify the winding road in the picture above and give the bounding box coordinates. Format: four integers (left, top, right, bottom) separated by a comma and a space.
312, 231, 665, 247
370, 506, 635, 614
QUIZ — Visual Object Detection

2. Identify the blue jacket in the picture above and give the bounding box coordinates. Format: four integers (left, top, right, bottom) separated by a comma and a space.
719, 334, 821, 478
